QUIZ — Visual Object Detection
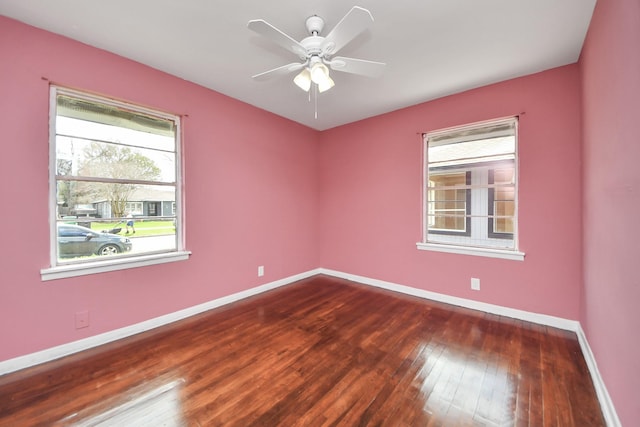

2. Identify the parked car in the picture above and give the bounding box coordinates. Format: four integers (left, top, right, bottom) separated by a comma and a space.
58, 224, 132, 258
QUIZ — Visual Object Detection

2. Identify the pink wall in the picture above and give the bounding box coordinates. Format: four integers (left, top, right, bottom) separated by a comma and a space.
2, 9, 633, 422
0, 16, 320, 362
580, 0, 640, 424
319, 65, 584, 319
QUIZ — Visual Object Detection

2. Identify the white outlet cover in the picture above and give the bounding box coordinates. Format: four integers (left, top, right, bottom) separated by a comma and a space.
471, 278, 480, 290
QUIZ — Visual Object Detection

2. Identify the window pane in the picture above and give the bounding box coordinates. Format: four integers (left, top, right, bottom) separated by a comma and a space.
495, 216, 514, 233
424, 118, 517, 250
55, 182, 177, 262
432, 201, 466, 211
56, 120, 176, 183
493, 168, 514, 184
57, 180, 175, 216
427, 172, 468, 232
429, 173, 466, 187
56, 95, 175, 143
52, 88, 180, 267
56, 222, 133, 262
429, 137, 515, 168
494, 200, 515, 216
428, 121, 516, 168
492, 167, 515, 234
494, 200, 515, 233
432, 213, 466, 231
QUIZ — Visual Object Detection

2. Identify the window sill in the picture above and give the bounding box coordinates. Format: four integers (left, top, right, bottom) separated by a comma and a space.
416, 242, 525, 261
41, 251, 192, 281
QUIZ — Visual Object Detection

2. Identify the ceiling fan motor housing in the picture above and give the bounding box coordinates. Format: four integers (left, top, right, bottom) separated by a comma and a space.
299, 36, 323, 60
298, 15, 327, 61
305, 15, 324, 35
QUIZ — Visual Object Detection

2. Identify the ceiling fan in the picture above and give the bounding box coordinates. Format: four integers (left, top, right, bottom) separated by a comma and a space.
248, 6, 385, 94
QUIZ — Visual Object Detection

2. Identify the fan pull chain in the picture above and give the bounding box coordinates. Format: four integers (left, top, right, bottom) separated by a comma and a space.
314, 84, 318, 119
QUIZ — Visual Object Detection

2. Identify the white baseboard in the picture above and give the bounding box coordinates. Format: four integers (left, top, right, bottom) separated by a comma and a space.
319, 268, 621, 427
1, 267, 621, 426
0, 268, 321, 376
319, 268, 579, 331
576, 325, 622, 427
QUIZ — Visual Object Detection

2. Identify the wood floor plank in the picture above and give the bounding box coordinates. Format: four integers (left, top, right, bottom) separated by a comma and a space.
0, 275, 605, 426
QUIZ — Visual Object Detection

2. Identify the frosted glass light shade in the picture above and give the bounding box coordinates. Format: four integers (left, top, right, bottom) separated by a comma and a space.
310, 63, 330, 84
294, 68, 311, 92
318, 76, 335, 93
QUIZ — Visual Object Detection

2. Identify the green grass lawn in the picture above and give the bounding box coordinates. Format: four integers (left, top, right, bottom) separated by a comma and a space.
91, 220, 175, 237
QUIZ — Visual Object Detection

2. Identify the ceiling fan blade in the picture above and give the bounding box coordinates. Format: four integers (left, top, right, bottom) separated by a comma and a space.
252, 62, 306, 81
328, 57, 386, 78
248, 19, 307, 58
321, 6, 374, 56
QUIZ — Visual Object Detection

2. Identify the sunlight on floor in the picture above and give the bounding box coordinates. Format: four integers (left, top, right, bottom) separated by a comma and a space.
59, 378, 186, 426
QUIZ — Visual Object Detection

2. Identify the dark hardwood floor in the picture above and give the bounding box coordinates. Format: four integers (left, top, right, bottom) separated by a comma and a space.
0, 275, 605, 426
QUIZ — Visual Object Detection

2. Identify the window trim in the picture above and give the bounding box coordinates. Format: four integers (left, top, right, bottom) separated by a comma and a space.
41, 251, 191, 281
43, 86, 188, 281
419, 116, 524, 260
416, 242, 525, 261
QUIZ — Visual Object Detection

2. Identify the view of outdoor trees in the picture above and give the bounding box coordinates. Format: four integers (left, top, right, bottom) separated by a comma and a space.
56, 142, 163, 219
79, 142, 161, 218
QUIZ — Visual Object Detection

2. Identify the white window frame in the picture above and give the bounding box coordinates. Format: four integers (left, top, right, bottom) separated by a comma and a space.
41, 86, 190, 281
417, 117, 525, 261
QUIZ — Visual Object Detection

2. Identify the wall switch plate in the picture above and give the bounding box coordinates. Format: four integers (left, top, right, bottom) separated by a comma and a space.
75, 310, 89, 329
258, 266, 264, 277
471, 278, 480, 291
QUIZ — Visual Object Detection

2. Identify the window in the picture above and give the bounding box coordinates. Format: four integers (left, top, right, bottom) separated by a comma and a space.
418, 117, 524, 260
428, 171, 471, 235
43, 86, 188, 280
125, 202, 143, 216
488, 168, 515, 238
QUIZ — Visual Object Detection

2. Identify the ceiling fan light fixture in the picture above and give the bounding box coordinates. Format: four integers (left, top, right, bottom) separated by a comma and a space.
318, 75, 335, 93
293, 68, 312, 92
310, 62, 330, 85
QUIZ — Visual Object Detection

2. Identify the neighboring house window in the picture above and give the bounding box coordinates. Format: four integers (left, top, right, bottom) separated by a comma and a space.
44, 86, 187, 280
418, 117, 523, 260
488, 168, 515, 238
125, 202, 143, 216
428, 171, 471, 236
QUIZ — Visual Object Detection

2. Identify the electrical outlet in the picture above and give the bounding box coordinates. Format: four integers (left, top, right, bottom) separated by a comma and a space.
471, 278, 480, 291
258, 266, 264, 277
75, 310, 89, 329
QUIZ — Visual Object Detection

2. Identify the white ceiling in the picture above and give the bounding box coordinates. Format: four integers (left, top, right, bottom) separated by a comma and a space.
0, 0, 596, 131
